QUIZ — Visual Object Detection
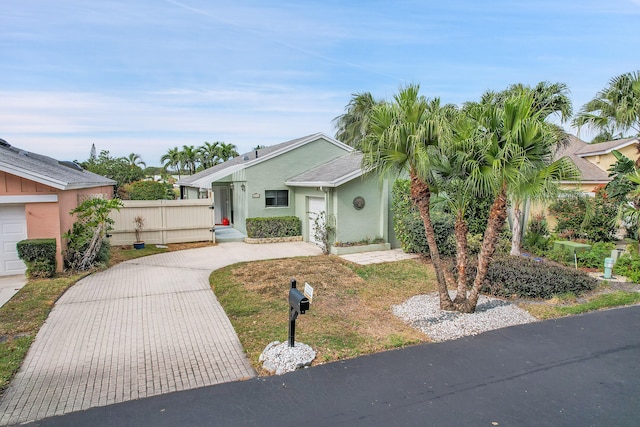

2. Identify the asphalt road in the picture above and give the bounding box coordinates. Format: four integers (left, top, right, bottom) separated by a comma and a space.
25, 305, 640, 427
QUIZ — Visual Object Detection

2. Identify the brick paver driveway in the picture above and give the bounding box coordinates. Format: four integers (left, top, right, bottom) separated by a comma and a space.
0, 242, 322, 425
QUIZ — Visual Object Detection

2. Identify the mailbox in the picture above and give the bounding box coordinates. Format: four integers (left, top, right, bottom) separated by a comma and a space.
289, 288, 310, 314
288, 278, 310, 347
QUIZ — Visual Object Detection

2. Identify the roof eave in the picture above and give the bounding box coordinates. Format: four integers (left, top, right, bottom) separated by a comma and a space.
0, 163, 68, 190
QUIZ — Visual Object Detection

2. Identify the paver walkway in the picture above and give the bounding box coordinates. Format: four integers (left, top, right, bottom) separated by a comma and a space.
0, 242, 322, 425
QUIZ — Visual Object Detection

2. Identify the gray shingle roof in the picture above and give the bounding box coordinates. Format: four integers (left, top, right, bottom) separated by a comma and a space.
0, 142, 116, 190
285, 152, 364, 187
555, 136, 611, 183
177, 134, 321, 186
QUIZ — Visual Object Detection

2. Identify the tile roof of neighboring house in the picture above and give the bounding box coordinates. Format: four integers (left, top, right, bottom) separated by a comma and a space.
0, 140, 116, 190
285, 152, 364, 187
178, 133, 353, 189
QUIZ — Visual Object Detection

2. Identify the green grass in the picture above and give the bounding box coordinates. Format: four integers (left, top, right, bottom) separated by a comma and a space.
0, 274, 83, 392
523, 291, 640, 319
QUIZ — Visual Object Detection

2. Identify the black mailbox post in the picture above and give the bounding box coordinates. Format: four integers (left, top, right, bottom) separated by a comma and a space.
289, 279, 310, 347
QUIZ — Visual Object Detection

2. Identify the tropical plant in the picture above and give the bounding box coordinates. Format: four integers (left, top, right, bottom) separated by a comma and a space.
218, 142, 239, 162
606, 149, 640, 243
573, 70, 640, 141
79, 150, 144, 193
180, 145, 199, 175
161, 146, 183, 178
63, 197, 123, 271
333, 92, 381, 149
198, 141, 222, 169
360, 84, 458, 310
126, 153, 146, 169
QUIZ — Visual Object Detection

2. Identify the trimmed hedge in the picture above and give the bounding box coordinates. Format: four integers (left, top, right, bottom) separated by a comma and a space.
245, 216, 301, 239
476, 256, 598, 299
16, 238, 57, 278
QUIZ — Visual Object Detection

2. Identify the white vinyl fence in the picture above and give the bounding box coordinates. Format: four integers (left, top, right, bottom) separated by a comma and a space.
108, 198, 215, 246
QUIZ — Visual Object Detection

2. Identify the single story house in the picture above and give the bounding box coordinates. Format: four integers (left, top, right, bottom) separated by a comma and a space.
178, 133, 396, 248
0, 139, 115, 276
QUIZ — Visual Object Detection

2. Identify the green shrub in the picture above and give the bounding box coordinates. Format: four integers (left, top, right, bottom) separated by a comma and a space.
16, 239, 57, 278
523, 214, 551, 255
576, 242, 616, 269
122, 180, 175, 200
614, 244, 640, 283
245, 216, 301, 238
549, 188, 619, 242
392, 180, 455, 256
478, 256, 598, 299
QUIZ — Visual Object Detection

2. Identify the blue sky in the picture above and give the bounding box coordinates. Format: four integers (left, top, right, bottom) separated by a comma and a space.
2, 0, 639, 166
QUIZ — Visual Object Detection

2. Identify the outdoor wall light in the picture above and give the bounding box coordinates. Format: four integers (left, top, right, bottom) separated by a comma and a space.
241, 184, 246, 191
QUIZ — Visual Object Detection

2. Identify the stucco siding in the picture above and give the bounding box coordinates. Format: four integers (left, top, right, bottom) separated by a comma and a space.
334, 176, 385, 244
240, 139, 348, 232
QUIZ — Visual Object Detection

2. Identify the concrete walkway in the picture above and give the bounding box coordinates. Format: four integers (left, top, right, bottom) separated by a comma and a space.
0, 275, 27, 309
0, 242, 322, 426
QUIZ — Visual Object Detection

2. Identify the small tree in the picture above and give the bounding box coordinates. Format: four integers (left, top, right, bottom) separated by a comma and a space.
64, 197, 123, 271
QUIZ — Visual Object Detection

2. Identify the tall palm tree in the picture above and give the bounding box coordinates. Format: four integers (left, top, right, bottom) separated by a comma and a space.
458, 92, 566, 312
161, 147, 182, 179
361, 84, 457, 310
573, 70, 640, 141
333, 92, 381, 149
198, 141, 221, 169
180, 145, 199, 175
218, 143, 239, 162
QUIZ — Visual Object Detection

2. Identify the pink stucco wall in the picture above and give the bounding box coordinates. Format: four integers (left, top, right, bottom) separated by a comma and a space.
0, 171, 114, 272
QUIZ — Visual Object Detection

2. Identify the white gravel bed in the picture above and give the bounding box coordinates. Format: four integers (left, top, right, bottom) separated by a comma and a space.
393, 292, 537, 342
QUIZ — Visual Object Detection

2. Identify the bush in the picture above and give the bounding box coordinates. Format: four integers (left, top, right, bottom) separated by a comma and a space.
478, 256, 598, 299
121, 180, 175, 200
246, 216, 301, 238
16, 238, 57, 278
549, 188, 619, 242
392, 180, 455, 256
523, 214, 551, 255
614, 244, 640, 283
576, 242, 616, 269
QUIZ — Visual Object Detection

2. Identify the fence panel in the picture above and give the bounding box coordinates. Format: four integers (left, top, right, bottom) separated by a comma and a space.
108, 198, 215, 246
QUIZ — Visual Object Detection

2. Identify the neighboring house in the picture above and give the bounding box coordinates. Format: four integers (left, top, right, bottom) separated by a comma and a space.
557, 135, 639, 193
178, 133, 396, 247
0, 139, 115, 276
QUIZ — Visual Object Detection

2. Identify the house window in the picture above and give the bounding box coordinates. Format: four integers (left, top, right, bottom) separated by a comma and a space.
265, 190, 289, 207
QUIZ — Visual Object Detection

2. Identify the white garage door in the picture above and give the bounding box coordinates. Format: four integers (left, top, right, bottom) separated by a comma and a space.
0, 205, 27, 276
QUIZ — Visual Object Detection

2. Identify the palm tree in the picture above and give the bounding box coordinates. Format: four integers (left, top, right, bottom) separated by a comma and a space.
161, 147, 182, 179
457, 91, 567, 312
218, 143, 239, 162
180, 145, 199, 175
126, 153, 146, 169
360, 84, 457, 310
198, 141, 221, 169
573, 70, 640, 141
333, 92, 381, 149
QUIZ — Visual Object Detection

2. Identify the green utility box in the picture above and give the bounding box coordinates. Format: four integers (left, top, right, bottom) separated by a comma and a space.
553, 241, 592, 255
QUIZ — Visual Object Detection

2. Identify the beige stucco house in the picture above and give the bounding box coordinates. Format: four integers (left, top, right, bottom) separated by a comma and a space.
0, 139, 115, 276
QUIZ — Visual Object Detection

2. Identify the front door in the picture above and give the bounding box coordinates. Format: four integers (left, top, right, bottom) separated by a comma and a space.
212, 186, 231, 225
308, 196, 325, 245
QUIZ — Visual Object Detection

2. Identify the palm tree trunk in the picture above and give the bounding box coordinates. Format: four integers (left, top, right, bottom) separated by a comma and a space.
510, 203, 523, 256
463, 182, 509, 313
453, 214, 469, 304
410, 172, 454, 310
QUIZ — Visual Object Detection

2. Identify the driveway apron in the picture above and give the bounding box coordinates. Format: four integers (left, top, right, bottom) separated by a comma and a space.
0, 242, 322, 425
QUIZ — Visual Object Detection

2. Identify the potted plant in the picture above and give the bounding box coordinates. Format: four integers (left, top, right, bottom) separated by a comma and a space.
133, 215, 145, 249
